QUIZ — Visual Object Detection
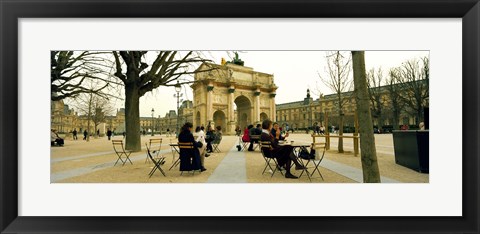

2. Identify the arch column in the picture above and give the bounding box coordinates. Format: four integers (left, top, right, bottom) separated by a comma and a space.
228, 86, 235, 134
206, 84, 214, 124
254, 89, 260, 123
270, 93, 276, 122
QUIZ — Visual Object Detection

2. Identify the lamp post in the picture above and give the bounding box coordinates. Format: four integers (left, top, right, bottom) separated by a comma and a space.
174, 81, 183, 138
151, 108, 154, 136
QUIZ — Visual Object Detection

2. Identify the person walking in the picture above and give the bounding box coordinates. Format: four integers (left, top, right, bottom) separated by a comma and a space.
83, 130, 88, 140
107, 128, 112, 140
72, 128, 78, 140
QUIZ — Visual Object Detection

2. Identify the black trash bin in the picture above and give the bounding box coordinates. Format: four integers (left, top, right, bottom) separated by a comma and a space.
392, 130, 429, 173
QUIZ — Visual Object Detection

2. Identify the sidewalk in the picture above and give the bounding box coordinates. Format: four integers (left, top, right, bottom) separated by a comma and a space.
51, 134, 428, 183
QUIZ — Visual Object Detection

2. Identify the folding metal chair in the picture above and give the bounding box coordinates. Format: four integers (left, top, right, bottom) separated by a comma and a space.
168, 143, 181, 171
240, 136, 250, 151
250, 135, 261, 151
177, 142, 201, 175
112, 140, 132, 166
145, 143, 166, 178
298, 143, 325, 180
260, 141, 284, 177
211, 135, 222, 153
145, 138, 162, 163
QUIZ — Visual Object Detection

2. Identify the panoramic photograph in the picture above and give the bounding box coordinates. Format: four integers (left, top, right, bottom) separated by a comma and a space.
50, 50, 429, 183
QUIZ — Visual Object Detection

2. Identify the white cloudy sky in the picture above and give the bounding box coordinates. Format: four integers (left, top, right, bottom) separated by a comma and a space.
105, 50, 428, 117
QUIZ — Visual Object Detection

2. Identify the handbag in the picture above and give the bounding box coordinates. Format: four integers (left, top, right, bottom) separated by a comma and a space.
298, 147, 314, 160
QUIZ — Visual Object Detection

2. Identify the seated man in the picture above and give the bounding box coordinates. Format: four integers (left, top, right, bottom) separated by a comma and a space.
205, 125, 215, 153
260, 119, 306, 179
248, 124, 262, 151
51, 129, 64, 146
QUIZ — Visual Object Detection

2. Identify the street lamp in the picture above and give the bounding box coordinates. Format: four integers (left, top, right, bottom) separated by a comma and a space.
151, 108, 155, 136
174, 81, 183, 138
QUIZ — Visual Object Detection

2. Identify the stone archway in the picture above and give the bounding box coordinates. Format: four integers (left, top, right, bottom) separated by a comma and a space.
213, 110, 226, 132
235, 95, 252, 130
192, 62, 277, 135
260, 112, 268, 122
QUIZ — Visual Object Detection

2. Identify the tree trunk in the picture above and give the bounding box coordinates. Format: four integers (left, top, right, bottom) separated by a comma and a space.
338, 113, 344, 153
125, 82, 141, 151
352, 51, 381, 183
337, 96, 344, 153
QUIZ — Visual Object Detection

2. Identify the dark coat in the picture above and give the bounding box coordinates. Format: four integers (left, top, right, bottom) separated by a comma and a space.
260, 131, 291, 167
178, 129, 202, 171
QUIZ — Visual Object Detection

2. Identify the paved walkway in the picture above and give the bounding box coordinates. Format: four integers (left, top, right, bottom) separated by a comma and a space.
207, 144, 247, 183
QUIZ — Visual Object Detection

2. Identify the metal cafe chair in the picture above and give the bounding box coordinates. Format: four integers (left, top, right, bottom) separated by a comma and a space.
211, 135, 222, 153
112, 140, 132, 166
145, 143, 166, 178
177, 142, 201, 175
145, 138, 162, 163
298, 143, 325, 181
259, 141, 284, 178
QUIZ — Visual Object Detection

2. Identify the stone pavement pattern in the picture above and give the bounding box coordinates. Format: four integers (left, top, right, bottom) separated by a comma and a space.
51, 133, 429, 183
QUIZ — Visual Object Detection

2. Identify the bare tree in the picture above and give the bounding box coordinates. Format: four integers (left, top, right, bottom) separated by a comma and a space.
351, 51, 381, 183
367, 67, 386, 131
386, 68, 404, 130
112, 51, 213, 151
51, 51, 117, 101
71, 91, 113, 141
396, 57, 429, 125
318, 51, 353, 153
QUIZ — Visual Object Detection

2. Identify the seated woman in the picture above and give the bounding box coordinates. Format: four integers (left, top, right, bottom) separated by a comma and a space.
51, 129, 64, 146
271, 122, 289, 141
242, 125, 253, 143
193, 126, 208, 171
260, 119, 305, 179
178, 122, 204, 172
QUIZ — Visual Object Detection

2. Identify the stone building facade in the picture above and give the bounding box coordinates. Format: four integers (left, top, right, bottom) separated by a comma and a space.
276, 84, 425, 131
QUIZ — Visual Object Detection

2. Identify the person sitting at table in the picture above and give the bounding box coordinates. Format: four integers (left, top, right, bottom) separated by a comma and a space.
271, 122, 289, 141
260, 119, 306, 179
178, 122, 204, 172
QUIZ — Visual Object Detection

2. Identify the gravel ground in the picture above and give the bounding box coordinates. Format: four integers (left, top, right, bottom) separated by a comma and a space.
52, 133, 429, 183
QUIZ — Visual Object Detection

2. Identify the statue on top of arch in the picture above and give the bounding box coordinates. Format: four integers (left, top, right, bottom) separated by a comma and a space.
226, 52, 244, 66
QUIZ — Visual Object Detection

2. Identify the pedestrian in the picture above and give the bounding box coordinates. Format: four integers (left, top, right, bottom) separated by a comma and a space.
72, 128, 77, 140
96, 129, 100, 137
107, 128, 112, 140
83, 130, 88, 140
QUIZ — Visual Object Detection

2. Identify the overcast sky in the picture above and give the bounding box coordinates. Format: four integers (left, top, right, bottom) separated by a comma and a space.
106, 50, 429, 117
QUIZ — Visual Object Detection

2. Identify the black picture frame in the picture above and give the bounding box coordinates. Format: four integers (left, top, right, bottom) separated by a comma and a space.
1, 0, 478, 233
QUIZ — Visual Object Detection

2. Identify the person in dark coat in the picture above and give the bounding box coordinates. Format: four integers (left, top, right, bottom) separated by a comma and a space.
72, 129, 78, 140
248, 124, 262, 151
106, 128, 112, 140
205, 125, 215, 153
178, 122, 204, 172
83, 130, 88, 140
260, 119, 305, 179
